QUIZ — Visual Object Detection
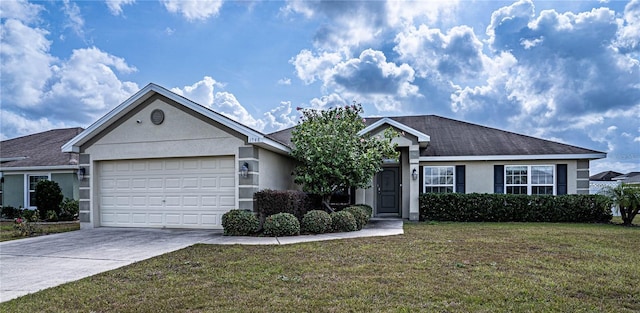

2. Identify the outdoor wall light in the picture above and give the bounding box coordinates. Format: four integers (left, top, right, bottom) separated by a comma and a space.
77, 167, 86, 181
411, 168, 418, 181
240, 162, 249, 178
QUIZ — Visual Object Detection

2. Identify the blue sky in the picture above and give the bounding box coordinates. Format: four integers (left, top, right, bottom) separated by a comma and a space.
1, 0, 639, 174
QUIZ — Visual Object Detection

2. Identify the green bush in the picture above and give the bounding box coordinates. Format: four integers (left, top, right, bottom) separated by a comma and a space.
59, 198, 79, 221
343, 206, 369, 230
419, 193, 612, 223
46, 210, 58, 222
254, 190, 313, 226
222, 209, 259, 236
354, 204, 373, 218
21, 209, 39, 222
34, 180, 63, 220
331, 211, 357, 232
263, 213, 300, 237
1, 206, 21, 219
301, 210, 332, 234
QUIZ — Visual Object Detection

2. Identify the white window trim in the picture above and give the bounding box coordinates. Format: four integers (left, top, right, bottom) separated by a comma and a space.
24, 173, 51, 209
504, 165, 555, 195
423, 166, 456, 193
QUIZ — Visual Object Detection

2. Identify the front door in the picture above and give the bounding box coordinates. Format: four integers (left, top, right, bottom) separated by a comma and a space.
377, 167, 400, 216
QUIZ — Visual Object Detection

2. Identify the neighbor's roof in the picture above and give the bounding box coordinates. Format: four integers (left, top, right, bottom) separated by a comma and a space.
1, 127, 84, 170
268, 115, 605, 161
590, 171, 624, 181
612, 172, 640, 184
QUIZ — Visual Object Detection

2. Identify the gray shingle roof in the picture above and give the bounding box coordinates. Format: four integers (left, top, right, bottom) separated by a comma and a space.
590, 171, 624, 181
1, 128, 84, 168
268, 115, 603, 157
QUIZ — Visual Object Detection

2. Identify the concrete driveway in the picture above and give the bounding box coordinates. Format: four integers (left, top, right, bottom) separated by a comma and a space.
0, 227, 220, 302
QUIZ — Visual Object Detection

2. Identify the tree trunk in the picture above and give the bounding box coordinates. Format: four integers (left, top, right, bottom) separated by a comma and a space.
322, 194, 335, 213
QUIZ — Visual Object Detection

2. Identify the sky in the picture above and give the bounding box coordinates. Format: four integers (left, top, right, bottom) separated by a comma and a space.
1, 0, 639, 174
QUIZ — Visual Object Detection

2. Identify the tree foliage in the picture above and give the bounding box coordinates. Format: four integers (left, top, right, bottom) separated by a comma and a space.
34, 180, 63, 220
601, 183, 640, 226
291, 103, 398, 207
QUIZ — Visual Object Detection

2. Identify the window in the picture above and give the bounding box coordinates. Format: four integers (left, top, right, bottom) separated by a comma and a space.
28, 175, 49, 209
505, 165, 554, 195
423, 166, 455, 193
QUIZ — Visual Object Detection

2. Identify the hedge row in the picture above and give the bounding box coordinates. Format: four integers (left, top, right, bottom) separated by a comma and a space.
420, 193, 612, 223
254, 190, 316, 223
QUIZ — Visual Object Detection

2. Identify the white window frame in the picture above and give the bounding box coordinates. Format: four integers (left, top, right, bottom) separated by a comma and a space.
423, 166, 455, 193
24, 173, 50, 209
504, 165, 555, 195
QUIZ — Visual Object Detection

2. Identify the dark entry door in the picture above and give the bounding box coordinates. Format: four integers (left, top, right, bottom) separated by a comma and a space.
377, 167, 400, 215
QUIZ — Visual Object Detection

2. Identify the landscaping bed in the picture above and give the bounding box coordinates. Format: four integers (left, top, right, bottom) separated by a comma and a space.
1, 222, 638, 312
0, 221, 80, 242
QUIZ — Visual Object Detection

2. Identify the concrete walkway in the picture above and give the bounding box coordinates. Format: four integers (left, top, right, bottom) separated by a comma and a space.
0, 218, 402, 302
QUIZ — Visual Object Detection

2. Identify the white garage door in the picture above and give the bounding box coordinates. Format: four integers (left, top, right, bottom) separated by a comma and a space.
99, 157, 235, 229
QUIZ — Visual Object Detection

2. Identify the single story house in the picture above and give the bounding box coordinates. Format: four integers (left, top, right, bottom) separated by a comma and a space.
62, 83, 605, 229
1, 128, 84, 210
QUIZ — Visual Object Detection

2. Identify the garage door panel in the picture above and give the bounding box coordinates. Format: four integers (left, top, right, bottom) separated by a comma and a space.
100, 156, 235, 229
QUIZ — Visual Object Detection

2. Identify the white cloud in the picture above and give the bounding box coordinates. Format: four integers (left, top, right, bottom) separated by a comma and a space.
0, 109, 69, 140
263, 101, 297, 131
395, 25, 485, 81
105, 0, 135, 16
277, 77, 291, 85
0, 0, 42, 23
0, 19, 54, 107
170, 76, 221, 106
290, 49, 344, 84
162, 0, 224, 21
616, 0, 640, 52
62, 0, 84, 38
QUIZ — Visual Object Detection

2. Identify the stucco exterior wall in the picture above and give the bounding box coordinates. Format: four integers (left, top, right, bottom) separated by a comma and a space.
84, 98, 245, 161
420, 159, 580, 194
2, 174, 23, 208
258, 148, 298, 191
51, 172, 79, 200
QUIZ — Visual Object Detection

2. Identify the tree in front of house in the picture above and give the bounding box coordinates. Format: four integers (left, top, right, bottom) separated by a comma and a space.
35, 180, 64, 221
291, 103, 399, 210
601, 183, 640, 226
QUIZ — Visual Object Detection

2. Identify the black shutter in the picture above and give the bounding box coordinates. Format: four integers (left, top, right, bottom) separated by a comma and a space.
557, 164, 567, 195
455, 165, 465, 193
494, 165, 504, 194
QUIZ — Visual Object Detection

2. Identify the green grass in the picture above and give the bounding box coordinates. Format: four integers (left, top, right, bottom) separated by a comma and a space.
0, 221, 80, 242
2, 222, 638, 312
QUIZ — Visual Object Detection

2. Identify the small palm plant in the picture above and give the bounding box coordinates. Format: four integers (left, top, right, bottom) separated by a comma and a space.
601, 183, 640, 226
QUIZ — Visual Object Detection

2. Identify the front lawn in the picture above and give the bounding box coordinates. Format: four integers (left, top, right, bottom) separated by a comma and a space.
1, 222, 638, 312
0, 221, 80, 242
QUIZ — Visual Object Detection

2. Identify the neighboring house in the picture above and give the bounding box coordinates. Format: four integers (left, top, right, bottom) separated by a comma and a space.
589, 171, 622, 195
1, 128, 84, 210
611, 172, 640, 185
62, 83, 606, 230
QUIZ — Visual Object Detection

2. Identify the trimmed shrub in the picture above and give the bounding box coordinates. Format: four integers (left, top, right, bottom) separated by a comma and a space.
34, 180, 63, 220
419, 193, 612, 223
343, 206, 369, 230
59, 198, 79, 221
222, 209, 259, 236
331, 211, 357, 232
354, 204, 373, 218
22, 209, 39, 222
302, 210, 332, 234
1, 206, 21, 219
254, 190, 312, 225
263, 213, 300, 237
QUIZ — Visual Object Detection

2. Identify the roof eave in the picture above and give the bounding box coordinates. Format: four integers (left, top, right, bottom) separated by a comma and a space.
420, 153, 607, 162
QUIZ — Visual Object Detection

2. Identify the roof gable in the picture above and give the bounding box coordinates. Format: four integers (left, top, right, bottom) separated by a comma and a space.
358, 117, 430, 147
1, 127, 84, 169
62, 83, 289, 154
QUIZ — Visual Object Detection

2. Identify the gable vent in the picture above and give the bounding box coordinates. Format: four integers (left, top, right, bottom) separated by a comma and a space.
150, 109, 165, 125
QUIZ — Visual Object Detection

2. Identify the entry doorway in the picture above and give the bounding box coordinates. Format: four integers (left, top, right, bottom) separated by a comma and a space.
376, 166, 400, 216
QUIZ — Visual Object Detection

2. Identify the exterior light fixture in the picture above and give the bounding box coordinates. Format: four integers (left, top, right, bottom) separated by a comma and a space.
411, 168, 418, 180
77, 167, 86, 181
240, 162, 249, 178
